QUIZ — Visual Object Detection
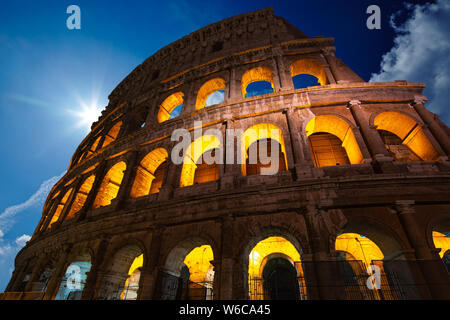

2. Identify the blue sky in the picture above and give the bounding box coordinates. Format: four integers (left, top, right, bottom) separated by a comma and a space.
0, 0, 449, 291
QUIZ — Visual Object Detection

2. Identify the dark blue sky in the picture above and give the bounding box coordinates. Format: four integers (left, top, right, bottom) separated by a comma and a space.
0, 0, 444, 290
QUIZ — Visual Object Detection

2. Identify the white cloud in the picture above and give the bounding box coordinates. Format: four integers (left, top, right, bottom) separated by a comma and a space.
0, 172, 65, 290
15, 235, 31, 247
0, 171, 66, 233
370, 0, 450, 125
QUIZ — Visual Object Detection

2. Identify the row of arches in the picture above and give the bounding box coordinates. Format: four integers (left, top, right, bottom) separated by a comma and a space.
27, 228, 450, 300
41, 110, 442, 231
157, 58, 327, 123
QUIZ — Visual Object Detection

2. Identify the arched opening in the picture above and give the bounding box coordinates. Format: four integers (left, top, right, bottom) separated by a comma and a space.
92, 161, 126, 209
65, 174, 95, 220
374, 112, 440, 161
241, 66, 275, 98
290, 58, 327, 87
54, 252, 92, 300
180, 135, 222, 187
248, 236, 306, 300
241, 123, 288, 176
97, 245, 143, 300
48, 188, 73, 229
101, 121, 122, 149
308, 132, 351, 167
157, 92, 184, 123
195, 78, 225, 110
245, 139, 287, 176
432, 231, 450, 273
305, 115, 364, 166
337, 220, 417, 300
84, 136, 102, 160
157, 239, 215, 300
292, 74, 321, 89
130, 148, 168, 198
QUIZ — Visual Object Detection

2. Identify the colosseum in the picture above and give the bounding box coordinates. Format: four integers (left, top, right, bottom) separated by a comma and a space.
2, 8, 450, 301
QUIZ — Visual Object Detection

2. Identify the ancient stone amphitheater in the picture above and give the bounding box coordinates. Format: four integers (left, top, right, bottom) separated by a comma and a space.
3, 8, 450, 300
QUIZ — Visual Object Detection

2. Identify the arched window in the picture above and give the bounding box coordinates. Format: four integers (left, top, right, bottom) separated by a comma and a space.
241, 123, 288, 176
47, 188, 73, 229
157, 92, 184, 123
305, 115, 364, 167
130, 148, 168, 198
308, 132, 350, 167
374, 112, 440, 161
101, 121, 122, 148
180, 135, 222, 187
432, 231, 450, 273
157, 239, 214, 300
248, 236, 306, 300
65, 174, 95, 220
195, 78, 225, 110
241, 66, 274, 98
290, 58, 327, 88
87, 136, 102, 157
92, 161, 126, 209
97, 245, 143, 300
54, 252, 92, 300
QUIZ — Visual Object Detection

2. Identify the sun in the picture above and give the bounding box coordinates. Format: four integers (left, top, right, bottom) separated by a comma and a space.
67, 99, 102, 133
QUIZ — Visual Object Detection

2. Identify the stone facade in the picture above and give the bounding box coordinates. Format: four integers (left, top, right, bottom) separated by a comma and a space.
3, 8, 450, 300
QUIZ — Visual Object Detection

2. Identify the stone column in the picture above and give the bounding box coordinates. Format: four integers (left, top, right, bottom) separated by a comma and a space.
228, 67, 242, 102
347, 100, 391, 161
115, 150, 140, 209
303, 204, 346, 299
283, 107, 314, 179
81, 240, 109, 300
77, 162, 108, 221
138, 228, 164, 300
158, 143, 182, 201
395, 200, 450, 299
218, 216, 234, 299
181, 82, 196, 115
220, 117, 240, 189
411, 95, 450, 159
272, 47, 294, 91
43, 246, 72, 300
22, 256, 46, 293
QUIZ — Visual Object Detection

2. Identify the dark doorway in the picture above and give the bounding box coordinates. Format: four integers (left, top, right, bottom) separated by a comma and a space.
262, 257, 299, 300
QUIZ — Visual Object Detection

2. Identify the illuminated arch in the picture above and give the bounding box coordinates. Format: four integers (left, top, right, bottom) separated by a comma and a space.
240, 123, 288, 176
65, 174, 95, 220
241, 66, 274, 98
102, 121, 122, 148
290, 58, 327, 86
180, 135, 221, 187
335, 233, 384, 267
195, 78, 226, 110
157, 92, 184, 123
374, 111, 439, 161
248, 236, 306, 300
97, 244, 144, 300
85, 136, 102, 159
432, 231, 450, 259
162, 238, 215, 300
48, 188, 73, 229
54, 251, 92, 300
130, 148, 168, 198
305, 115, 364, 166
92, 161, 127, 209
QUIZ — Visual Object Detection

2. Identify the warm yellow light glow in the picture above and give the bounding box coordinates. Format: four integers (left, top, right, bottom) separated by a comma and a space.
432, 231, 450, 258
241, 123, 288, 176
290, 58, 327, 86
241, 66, 274, 98
121, 254, 143, 300
92, 161, 126, 209
195, 78, 226, 110
305, 115, 364, 165
248, 236, 303, 300
335, 233, 384, 267
102, 121, 122, 148
130, 148, 168, 198
180, 135, 221, 187
157, 92, 184, 123
184, 245, 214, 284
374, 112, 439, 161
48, 188, 73, 228
65, 174, 95, 220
